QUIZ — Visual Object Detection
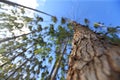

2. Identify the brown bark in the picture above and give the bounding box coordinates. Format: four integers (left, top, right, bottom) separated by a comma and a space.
67, 24, 120, 80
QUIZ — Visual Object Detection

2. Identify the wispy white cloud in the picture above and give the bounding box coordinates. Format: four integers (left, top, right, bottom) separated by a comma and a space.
9, 0, 46, 17
8, 0, 39, 18
10, 0, 46, 8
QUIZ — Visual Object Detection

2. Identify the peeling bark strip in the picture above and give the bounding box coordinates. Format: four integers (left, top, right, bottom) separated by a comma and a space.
67, 24, 120, 80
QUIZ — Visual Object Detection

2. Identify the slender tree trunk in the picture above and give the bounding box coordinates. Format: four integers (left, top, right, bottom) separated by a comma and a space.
0, 30, 36, 43
0, 44, 33, 67
5, 54, 34, 80
50, 42, 67, 80
67, 23, 120, 80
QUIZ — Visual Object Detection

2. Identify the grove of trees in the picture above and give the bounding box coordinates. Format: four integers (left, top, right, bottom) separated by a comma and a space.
0, 1, 120, 80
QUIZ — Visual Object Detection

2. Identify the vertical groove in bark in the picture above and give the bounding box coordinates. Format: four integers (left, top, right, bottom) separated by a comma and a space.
67, 24, 120, 80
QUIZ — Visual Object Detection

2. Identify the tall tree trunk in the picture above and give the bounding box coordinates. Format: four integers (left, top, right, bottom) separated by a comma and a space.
50, 42, 67, 80
0, 30, 36, 43
67, 23, 120, 80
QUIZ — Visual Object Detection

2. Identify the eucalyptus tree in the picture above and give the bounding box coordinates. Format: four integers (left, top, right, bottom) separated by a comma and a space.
0, 1, 120, 80
0, 2, 72, 80
0, 3, 52, 80
66, 22, 120, 80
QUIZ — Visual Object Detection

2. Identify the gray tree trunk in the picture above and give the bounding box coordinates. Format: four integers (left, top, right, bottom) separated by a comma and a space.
67, 23, 120, 80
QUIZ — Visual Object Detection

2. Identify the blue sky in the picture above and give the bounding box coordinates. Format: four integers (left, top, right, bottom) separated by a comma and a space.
37, 0, 120, 26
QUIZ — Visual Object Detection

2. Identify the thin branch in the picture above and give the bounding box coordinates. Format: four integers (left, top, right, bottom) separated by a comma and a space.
0, 0, 54, 17
48, 57, 58, 80
0, 44, 34, 67
0, 30, 36, 43
5, 54, 34, 80
2, 43, 26, 57
50, 41, 68, 80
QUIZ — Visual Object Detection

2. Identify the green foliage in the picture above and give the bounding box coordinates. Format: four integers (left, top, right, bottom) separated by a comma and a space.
49, 24, 55, 36
106, 34, 120, 45
84, 18, 89, 26
58, 25, 68, 39
61, 17, 66, 24
0, 8, 34, 31
36, 15, 43, 22
37, 24, 42, 32
20, 8, 25, 14
48, 56, 53, 63
94, 22, 101, 28
0, 3, 49, 80
52, 16, 57, 23
67, 22, 73, 31
93, 22, 120, 45
107, 27, 118, 33
22, 35, 28, 40
0, 48, 6, 54
44, 26, 49, 30
23, 16, 33, 22
28, 25, 33, 31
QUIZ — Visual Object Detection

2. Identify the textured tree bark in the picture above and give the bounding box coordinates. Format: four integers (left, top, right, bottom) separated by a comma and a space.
67, 23, 120, 80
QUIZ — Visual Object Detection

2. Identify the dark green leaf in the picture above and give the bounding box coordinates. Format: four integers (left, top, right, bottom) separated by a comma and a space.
84, 18, 89, 24
21, 8, 25, 14
44, 26, 49, 30
61, 17, 66, 24
28, 26, 32, 31
48, 56, 53, 63
37, 24, 42, 32
51, 16, 57, 23
67, 23, 73, 30
94, 23, 100, 28
36, 16, 43, 22
49, 24, 55, 36
107, 27, 117, 33
23, 16, 33, 22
